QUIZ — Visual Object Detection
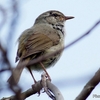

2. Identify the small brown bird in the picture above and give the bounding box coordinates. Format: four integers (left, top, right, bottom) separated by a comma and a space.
7, 10, 74, 84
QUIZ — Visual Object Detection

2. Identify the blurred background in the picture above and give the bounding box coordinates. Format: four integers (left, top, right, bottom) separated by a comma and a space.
0, 0, 100, 100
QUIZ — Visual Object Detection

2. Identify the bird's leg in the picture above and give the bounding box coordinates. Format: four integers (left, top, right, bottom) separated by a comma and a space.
28, 67, 41, 95
27, 67, 37, 84
40, 62, 51, 81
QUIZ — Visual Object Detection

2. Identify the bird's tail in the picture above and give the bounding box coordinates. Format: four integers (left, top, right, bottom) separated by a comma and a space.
7, 60, 29, 85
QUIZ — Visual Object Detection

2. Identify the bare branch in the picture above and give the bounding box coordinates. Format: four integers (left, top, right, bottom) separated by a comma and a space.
75, 68, 100, 100
1, 74, 64, 100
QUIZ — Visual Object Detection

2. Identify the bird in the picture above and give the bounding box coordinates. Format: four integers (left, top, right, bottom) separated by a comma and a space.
7, 10, 74, 85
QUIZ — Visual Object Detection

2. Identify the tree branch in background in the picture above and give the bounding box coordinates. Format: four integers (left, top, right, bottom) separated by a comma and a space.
75, 68, 100, 100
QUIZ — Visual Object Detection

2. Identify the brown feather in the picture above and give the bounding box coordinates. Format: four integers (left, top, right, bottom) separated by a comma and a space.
17, 27, 60, 61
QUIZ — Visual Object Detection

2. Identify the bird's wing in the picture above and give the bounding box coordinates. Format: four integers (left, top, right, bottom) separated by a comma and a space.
16, 29, 60, 61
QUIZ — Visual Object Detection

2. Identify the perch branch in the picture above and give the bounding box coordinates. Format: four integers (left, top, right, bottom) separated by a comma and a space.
1, 73, 64, 100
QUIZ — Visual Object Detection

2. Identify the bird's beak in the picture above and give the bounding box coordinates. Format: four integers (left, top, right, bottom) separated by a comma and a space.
65, 16, 74, 20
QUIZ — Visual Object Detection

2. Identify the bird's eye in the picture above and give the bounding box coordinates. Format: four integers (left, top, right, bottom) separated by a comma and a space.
49, 12, 60, 17
52, 13, 59, 17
